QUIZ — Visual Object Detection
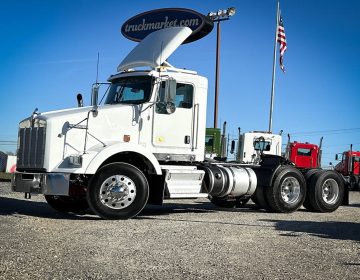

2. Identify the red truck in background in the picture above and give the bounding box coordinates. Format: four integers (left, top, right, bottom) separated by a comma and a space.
286, 135, 360, 191
335, 150, 360, 176
286, 136, 323, 169
335, 147, 360, 191
285, 136, 359, 207
206, 127, 357, 212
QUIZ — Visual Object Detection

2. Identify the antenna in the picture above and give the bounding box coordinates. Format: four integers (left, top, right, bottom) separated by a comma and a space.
160, 41, 163, 67
156, 42, 163, 102
96, 52, 100, 84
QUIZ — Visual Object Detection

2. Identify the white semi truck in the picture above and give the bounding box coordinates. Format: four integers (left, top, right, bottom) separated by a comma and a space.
12, 27, 345, 219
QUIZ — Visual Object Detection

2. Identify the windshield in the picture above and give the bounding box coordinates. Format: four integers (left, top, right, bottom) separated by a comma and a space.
254, 140, 271, 151
105, 76, 153, 105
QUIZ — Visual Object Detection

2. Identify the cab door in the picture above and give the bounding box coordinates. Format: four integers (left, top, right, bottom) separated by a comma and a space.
352, 156, 360, 175
152, 81, 195, 153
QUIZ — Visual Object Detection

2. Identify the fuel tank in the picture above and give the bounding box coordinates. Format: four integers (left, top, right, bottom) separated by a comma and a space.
201, 164, 257, 198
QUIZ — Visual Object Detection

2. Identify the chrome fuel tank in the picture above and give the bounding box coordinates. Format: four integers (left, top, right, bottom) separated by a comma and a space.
202, 164, 257, 198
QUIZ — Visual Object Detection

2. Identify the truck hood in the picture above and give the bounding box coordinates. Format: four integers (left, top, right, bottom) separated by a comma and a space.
26, 103, 144, 172
37, 106, 95, 120
35, 105, 143, 140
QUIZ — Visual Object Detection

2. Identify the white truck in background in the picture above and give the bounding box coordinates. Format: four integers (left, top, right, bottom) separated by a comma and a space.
238, 131, 282, 163
11, 27, 345, 219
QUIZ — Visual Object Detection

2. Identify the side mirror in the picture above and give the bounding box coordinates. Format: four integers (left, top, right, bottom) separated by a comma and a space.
91, 84, 99, 106
156, 79, 177, 114
165, 79, 176, 104
91, 84, 99, 117
165, 102, 176, 114
335, 154, 339, 161
77, 93, 83, 107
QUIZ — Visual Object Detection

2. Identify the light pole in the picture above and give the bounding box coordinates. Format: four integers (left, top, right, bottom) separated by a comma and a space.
208, 7, 236, 129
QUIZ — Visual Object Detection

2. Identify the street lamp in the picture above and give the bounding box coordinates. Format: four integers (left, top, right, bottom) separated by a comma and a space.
208, 7, 236, 129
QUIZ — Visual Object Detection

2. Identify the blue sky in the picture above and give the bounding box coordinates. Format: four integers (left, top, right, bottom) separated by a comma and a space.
0, 0, 359, 166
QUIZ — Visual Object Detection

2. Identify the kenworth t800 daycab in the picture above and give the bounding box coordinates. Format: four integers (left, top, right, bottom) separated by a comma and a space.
12, 27, 345, 219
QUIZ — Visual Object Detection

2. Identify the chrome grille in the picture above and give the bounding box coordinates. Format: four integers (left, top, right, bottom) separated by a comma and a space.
17, 118, 46, 170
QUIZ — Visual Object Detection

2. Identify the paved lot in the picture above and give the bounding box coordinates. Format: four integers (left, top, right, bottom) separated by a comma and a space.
0, 181, 359, 280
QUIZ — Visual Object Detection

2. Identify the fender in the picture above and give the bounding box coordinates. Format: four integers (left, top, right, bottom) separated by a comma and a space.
85, 143, 162, 175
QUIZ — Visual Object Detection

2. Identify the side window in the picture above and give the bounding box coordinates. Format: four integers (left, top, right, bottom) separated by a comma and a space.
254, 140, 271, 151
156, 82, 193, 114
175, 83, 193, 109
297, 148, 312, 156
205, 136, 214, 150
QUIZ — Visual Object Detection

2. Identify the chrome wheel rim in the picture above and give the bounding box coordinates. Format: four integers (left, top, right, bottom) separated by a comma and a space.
280, 177, 301, 204
321, 178, 339, 205
99, 175, 136, 209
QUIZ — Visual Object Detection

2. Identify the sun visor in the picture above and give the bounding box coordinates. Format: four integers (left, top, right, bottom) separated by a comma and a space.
117, 27, 192, 72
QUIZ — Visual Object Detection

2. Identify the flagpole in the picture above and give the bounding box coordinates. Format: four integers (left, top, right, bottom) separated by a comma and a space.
268, 0, 280, 133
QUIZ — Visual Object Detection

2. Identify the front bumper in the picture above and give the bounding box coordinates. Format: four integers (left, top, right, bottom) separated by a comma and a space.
11, 172, 70, 195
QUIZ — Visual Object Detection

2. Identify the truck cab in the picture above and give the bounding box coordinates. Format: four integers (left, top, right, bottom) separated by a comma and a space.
204, 128, 282, 163
238, 132, 282, 163
335, 151, 360, 176
13, 27, 210, 218
287, 142, 321, 169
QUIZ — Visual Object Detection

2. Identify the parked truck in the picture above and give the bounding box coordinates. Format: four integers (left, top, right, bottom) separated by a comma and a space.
335, 146, 360, 191
284, 135, 323, 169
205, 126, 346, 211
284, 137, 359, 207
11, 27, 345, 219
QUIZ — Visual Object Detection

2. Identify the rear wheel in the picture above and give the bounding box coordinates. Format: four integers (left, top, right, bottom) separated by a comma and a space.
44, 195, 89, 214
303, 169, 323, 211
265, 167, 306, 213
87, 163, 149, 219
307, 171, 344, 212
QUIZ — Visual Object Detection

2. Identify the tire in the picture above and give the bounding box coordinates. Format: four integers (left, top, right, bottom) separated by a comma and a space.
252, 183, 270, 211
87, 162, 149, 219
265, 166, 306, 213
44, 195, 89, 214
252, 166, 287, 211
307, 171, 344, 213
303, 169, 323, 211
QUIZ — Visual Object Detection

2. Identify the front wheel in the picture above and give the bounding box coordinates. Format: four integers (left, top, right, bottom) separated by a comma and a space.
87, 163, 149, 219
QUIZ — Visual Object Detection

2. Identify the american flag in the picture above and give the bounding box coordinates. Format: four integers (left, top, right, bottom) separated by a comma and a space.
277, 14, 287, 72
